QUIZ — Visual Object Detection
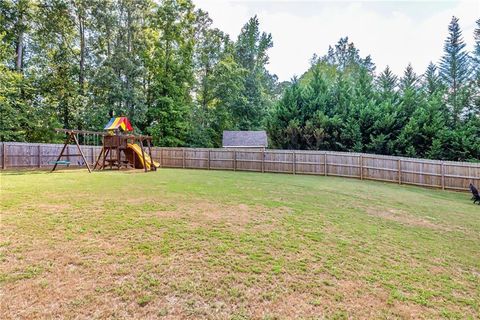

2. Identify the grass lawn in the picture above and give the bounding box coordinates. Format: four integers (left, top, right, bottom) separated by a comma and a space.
1, 169, 479, 319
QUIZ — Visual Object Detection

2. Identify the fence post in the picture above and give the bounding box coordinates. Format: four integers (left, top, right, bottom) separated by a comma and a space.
292, 151, 296, 175
441, 161, 445, 190
91, 146, 95, 166
2, 143, 6, 169
261, 149, 265, 173
66, 143, 70, 163
38, 145, 42, 168
398, 159, 402, 185
182, 148, 185, 168
233, 150, 237, 171
468, 165, 471, 184
324, 152, 327, 176
160, 148, 163, 168
208, 150, 211, 170
360, 154, 363, 180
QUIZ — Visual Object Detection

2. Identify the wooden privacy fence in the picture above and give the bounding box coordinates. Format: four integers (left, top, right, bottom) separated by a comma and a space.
1, 142, 479, 191
0, 142, 102, 169
153, 148, 480, 191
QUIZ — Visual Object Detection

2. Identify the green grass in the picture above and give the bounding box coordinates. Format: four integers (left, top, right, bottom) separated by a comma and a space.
1, 169, 479, 319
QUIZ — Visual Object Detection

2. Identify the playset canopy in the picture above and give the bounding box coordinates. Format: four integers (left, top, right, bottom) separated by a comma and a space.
104, 117, 134, 132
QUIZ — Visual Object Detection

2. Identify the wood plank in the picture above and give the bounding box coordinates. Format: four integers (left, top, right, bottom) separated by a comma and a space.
362, 165, 400, 172
38, 145, 41, 168
324, 153, 327, 176
293, 151, 296, 175
398, 159, 402, 185
182, 148, 185, 169
51, 134, 72, 172
2, 143, 6, 169
72, 134, 91, 173
401, 169, 442, 177
441, 162, 445, 190
360, 154, 363, 180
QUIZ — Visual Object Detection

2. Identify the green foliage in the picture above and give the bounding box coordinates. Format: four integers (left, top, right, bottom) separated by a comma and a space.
0, 0, 279, 145
145, 0, 196, 146
439, 16, 472, 124
472, 19, 480, 114
233, 15, 275, 130
268, 28, 480, 161
0, 62, 29, 141
0, 3, 478, 161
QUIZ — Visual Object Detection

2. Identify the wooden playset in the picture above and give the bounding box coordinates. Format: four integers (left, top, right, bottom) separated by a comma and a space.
51, 117, 159, 173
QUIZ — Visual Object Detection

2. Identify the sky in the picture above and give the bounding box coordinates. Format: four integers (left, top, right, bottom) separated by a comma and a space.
194, 0, 480, 81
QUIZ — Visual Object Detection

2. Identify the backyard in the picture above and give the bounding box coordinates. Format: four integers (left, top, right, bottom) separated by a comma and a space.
0, 169, 479, 319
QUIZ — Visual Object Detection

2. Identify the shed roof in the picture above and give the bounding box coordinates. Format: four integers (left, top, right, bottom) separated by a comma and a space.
222, 131, 268, 148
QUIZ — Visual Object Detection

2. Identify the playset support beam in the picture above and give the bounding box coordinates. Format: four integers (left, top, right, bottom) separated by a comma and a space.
51, 130, 92, 173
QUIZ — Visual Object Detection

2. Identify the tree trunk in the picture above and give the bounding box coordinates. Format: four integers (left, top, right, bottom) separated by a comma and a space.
63, 103, 70, 130
79, 13, 85, 92
15, 15, 25, 72
126, 7, 132, 113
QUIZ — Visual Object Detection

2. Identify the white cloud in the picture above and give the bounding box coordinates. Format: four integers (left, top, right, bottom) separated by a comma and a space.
195, 0, 480, 81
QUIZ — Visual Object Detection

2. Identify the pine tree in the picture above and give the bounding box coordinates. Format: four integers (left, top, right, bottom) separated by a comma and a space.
472, 19, 480, 113
398, 64, 420, 121
266, 78, 302, 149
439, 16, 471, 125
377, 66, 398, 101
473, 19, 480, 73
396, 93, 445, 158
423, 62, 443, 95
400, 64, 418, 91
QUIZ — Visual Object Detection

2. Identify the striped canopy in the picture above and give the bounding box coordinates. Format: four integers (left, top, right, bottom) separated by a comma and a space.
104, 117, 133, 131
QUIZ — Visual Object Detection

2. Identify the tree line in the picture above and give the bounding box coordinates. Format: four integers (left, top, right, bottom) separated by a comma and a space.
268, 17, 480, 161
1, 0, 278, 147
1, 1, 479, 161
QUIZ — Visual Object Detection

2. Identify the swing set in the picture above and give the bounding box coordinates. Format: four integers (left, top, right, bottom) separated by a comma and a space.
51, 117, 159, 173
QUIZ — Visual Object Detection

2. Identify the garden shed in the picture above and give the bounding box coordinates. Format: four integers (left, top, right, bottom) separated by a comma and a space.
222, 131, 268, 150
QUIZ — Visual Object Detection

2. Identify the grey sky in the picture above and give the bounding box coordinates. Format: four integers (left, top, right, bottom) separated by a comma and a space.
195, 0, 480, 81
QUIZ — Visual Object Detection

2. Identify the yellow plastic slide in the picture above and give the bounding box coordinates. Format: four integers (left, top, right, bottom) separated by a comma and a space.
127, 143, 160, 169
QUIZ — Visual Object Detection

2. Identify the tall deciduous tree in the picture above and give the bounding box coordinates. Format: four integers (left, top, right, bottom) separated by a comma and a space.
0, 0, 32, 71
34, 0, 82, 130
234, 15, 274, 130
146, 0, 195, 146
188, 9, 232, 146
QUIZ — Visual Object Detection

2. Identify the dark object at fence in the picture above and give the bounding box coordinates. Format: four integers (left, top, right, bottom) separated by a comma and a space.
470, 183, 480, 204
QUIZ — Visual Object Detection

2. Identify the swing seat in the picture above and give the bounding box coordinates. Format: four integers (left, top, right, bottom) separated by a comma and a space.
49, 160, 71, 166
